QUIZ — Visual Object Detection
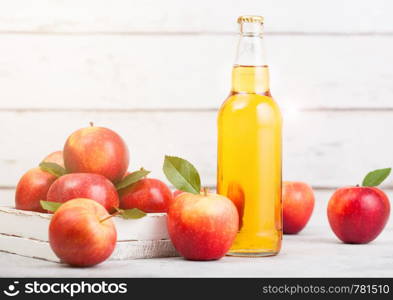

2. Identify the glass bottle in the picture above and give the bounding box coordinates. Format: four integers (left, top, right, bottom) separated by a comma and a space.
217, 15, 282, 256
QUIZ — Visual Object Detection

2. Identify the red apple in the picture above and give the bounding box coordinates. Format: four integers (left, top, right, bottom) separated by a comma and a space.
119, 178, 172, 213
167, 191, 239, 260
47, 173, 119, 212
15, 168, 57, 212
328, 186, 390, 244
282, 181, 315, 234
63, 126, 129, 183
43, 150, 64, 167
49, 198, 117, 267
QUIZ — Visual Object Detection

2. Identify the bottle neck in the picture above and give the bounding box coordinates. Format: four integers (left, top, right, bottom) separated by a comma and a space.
231, 65, 270, 95
231, 26, 270, 95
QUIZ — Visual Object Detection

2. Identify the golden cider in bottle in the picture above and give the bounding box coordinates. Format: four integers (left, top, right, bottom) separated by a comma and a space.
217, 16, 282, 256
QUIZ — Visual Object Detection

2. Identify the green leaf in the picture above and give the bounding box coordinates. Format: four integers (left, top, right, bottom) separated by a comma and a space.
362, 168, 392, 187
39, 162, 67, 178
119, 208, 146, 219
40, 200, 62, 212
115, 168, 150, 190
163, 155, 201, 194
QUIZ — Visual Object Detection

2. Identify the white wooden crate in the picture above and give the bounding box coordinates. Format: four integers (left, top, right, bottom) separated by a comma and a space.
0, 206, 178, 262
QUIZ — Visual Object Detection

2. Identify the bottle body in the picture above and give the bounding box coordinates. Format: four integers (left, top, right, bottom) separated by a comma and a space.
217, 19, 282, 256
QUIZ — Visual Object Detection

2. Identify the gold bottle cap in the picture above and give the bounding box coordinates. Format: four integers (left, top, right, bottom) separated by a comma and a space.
237, 15, 264, 24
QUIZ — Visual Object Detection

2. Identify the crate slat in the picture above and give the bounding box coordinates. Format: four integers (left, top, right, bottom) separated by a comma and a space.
0, 206, 170, 241
0, 234, 178, 262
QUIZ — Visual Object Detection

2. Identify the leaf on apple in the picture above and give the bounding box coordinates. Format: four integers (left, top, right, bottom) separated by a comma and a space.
40, 200, 62, 212
115, 168, 151, 190
119, 208, 146, 219
163, 155, 201, 195
39, 162, 67, 178
362, 168, 392, 187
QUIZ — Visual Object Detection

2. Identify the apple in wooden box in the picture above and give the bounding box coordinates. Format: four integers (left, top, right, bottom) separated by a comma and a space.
47, 173, 120, 213
119, 178, 173, 213
5, 125, 179, 262
63, 125, 129, 183
15, 168, 57, 213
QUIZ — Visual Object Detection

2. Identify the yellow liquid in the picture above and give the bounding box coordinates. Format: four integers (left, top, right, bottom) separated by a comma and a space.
217, 65, 282, 256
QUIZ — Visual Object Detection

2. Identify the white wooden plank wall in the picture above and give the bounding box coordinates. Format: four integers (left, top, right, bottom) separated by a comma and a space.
0, 1, 392, 197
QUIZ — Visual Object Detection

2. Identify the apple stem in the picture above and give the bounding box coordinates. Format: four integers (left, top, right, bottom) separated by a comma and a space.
140, 167, 148, 179
203, 187, 209, 196
89, 121, 94, 127
99, 210, 120, 223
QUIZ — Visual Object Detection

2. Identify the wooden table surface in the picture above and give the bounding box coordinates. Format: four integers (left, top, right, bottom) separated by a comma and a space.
1, 190, 392, 278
